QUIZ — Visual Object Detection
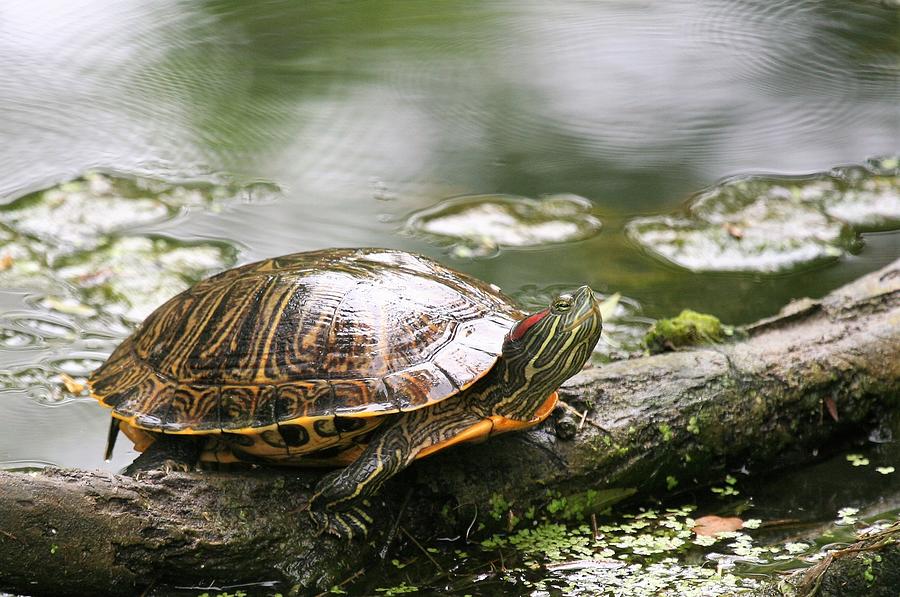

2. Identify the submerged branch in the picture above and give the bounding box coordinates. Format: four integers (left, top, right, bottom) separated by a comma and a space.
1, 260, 898, 595
752, 521, 900, 597
796, 521, 900, 597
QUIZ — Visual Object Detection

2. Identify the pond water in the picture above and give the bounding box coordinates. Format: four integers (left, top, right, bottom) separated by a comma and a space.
0, 0, 898, 593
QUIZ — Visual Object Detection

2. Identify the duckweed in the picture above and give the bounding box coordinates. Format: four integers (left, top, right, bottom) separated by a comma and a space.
489, 493, 512, 521
837, 507, 860, 525
846, 454, 870, 467
658, 423, 673, 442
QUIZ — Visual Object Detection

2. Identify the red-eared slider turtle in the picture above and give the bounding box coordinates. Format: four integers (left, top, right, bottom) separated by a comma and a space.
89, 248, 603, 538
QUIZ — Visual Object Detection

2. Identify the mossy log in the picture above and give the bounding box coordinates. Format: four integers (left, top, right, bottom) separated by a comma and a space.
1, 260, 897, 596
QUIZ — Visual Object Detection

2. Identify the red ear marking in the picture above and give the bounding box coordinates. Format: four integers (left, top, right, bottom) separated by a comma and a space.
509, 308, 549, 341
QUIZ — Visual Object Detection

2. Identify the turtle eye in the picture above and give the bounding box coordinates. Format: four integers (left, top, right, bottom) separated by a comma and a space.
552, 296, 572, 312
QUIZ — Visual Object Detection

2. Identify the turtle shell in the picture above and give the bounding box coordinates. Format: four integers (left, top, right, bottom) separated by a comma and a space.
88, 248, 522, 435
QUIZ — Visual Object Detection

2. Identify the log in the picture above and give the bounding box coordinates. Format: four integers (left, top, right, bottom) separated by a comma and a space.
1, 259, 898, 596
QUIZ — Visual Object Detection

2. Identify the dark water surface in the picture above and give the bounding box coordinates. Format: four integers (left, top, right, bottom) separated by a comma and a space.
0, 1, 898, 589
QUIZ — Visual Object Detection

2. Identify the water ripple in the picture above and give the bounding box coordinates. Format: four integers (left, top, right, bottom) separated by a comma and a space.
372, 0, 899, 173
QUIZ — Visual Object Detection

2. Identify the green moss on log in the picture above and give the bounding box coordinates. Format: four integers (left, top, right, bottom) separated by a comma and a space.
644, 309, 732, 353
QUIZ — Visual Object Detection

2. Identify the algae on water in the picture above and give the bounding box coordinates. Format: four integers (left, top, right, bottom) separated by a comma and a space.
404, 193, 602, 258
0, 171, 277, 257
626, 156, 900, 273
0, 172, 258, 399
0, 172, 256, 323
56, 236, 236, 322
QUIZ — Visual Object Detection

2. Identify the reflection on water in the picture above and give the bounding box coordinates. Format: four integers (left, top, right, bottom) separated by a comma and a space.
1, 0, 897, 201
0, 0, 897, 478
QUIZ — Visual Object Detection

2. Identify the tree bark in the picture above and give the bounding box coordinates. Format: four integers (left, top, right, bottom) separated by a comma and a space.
1, 260, 898, 596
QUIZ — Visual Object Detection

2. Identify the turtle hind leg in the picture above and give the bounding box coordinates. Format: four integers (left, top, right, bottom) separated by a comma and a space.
308, 401, 481, 540
308, 448, 404, 540
123, 434, 202, 476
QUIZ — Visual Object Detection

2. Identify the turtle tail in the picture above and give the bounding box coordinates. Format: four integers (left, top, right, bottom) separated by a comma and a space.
105, 418, 120, 461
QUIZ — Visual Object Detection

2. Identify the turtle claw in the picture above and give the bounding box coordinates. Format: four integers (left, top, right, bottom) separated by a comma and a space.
308, 501, 374, 540
123, 436, 200, 477
162, 459, 193, 473
130, 469, 161, 481
126, 456, 193, 477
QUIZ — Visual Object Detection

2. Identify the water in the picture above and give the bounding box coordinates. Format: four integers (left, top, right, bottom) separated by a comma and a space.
0, 0, 897, 591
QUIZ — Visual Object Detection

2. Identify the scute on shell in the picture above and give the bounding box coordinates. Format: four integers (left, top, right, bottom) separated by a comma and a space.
88, 248, 521, 433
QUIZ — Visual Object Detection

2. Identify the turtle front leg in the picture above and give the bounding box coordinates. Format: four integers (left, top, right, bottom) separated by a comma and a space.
309, 399, 481, 539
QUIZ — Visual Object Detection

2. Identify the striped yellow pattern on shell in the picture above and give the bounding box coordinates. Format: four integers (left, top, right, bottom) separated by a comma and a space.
88, 248, 522, 436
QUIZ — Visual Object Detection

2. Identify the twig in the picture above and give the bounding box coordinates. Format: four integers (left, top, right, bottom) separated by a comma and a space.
796, 522, 900, 596
313, 568, 365, 597
464, 504, 478, 543
400, 526, 444, 573
139, 579, 157, 597
381, 489, 413, 559
557, 399, 610, 434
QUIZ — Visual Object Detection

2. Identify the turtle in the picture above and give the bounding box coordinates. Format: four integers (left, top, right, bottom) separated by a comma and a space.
89, 247, 603, 538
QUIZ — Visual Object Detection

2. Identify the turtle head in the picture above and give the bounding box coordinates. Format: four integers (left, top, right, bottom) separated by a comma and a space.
489, 286, 603, 420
